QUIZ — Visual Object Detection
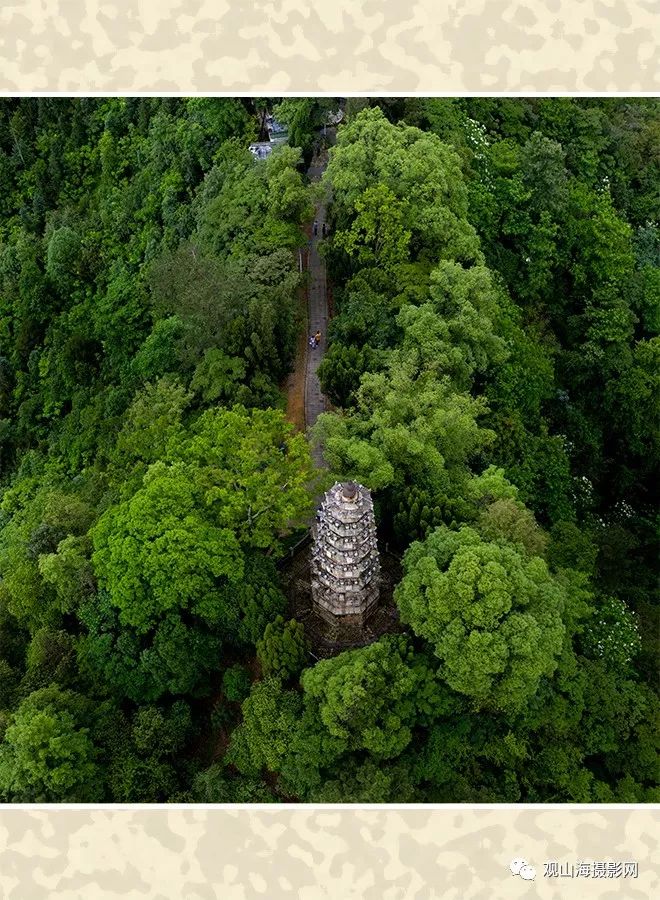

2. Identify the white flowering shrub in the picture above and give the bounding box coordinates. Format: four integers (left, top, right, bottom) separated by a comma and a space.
582, 595, 641, 667
464, 118, 491, 174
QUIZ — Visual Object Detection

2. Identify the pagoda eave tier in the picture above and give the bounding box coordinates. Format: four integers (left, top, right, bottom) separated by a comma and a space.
312, 555, 378, 580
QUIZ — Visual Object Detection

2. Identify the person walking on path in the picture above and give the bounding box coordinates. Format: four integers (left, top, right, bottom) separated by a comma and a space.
322, 222, 326, 237
313, 220, 318, 236
314, 330, 321, 347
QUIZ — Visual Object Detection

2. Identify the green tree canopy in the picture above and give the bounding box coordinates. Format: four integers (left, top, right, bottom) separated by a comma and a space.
395, 526, 567, 712
300, 636, 443, 760
0, 686, 101, 801
257, 616, 309, 682
92, 460, 243, 634
325, 107, 482, 267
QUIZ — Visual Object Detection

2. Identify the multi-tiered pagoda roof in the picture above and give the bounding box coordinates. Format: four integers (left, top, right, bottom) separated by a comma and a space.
311, 481, 380, 623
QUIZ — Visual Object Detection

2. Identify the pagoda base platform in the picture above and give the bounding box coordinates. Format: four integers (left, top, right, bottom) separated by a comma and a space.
280, 544, 403, 659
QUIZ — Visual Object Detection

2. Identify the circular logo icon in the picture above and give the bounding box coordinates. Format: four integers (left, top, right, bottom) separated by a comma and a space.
510, 858, 536, 880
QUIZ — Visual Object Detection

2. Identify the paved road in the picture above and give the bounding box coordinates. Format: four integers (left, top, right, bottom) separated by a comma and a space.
305, 157, 329, 469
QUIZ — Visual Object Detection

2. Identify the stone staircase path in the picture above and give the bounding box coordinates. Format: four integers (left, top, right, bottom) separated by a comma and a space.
304, 155, 330, 469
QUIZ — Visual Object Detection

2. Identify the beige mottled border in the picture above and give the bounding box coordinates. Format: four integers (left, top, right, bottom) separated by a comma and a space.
0, 806, 656, 898
0, 1, 658, 92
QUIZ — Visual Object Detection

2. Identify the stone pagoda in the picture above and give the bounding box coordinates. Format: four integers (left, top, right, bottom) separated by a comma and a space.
311, 481, 380, 624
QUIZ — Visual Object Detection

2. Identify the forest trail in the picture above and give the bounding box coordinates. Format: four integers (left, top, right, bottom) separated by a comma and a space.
304, 152, 330, 468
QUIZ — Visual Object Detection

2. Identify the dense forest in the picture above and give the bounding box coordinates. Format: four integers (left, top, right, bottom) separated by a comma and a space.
0, 97, 657, 802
